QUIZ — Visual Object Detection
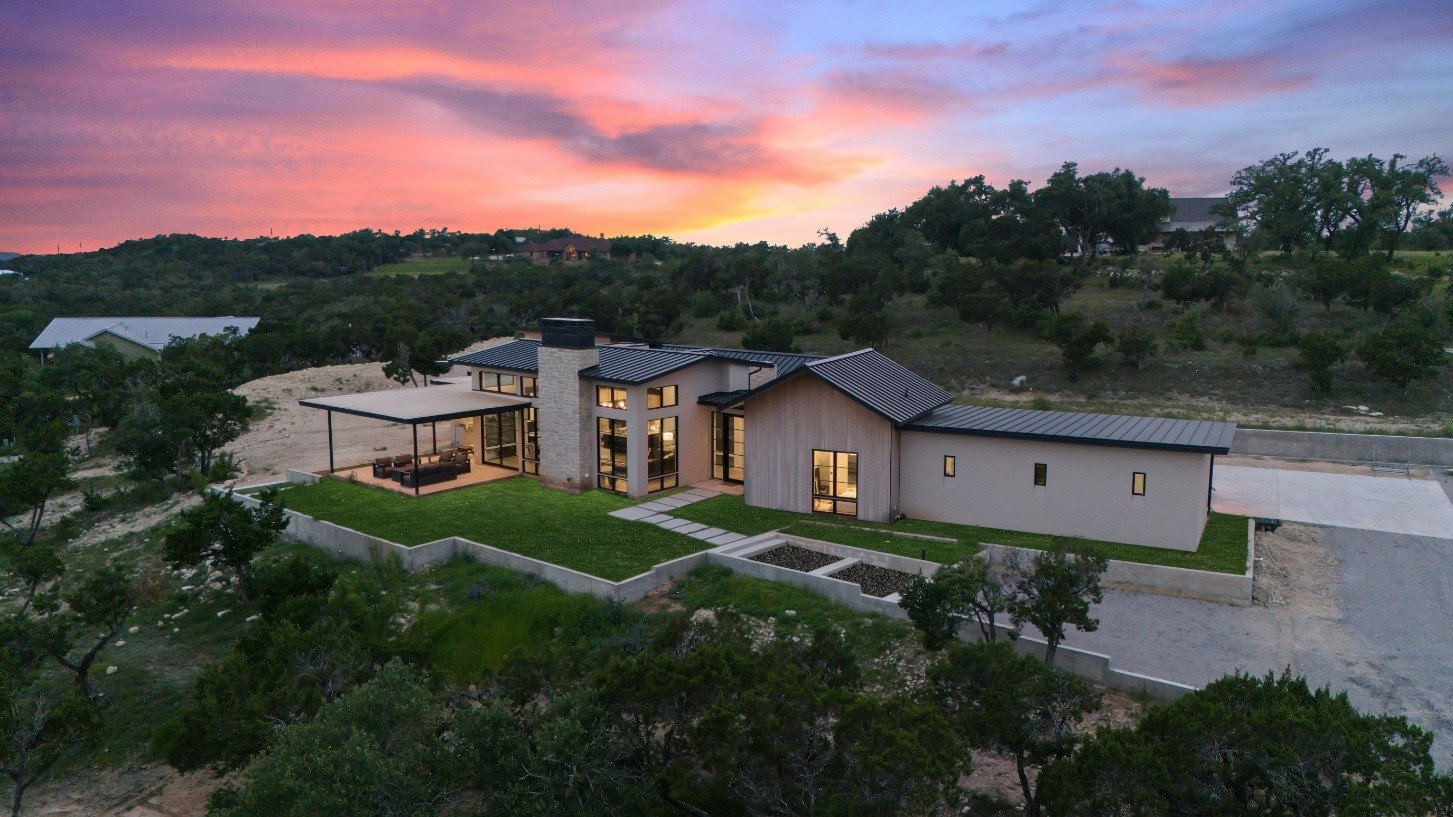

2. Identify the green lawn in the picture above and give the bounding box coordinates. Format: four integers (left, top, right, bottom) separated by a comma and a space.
273, 477, 707, 581
673, 495, 1248, 574
367, 256, 470, 276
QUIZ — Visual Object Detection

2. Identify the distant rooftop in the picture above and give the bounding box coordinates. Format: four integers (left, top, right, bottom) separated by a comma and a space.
1162, 197, 1229, 231
30, 316, 260, 351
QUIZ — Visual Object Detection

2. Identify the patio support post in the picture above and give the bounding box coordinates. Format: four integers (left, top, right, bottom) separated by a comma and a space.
412, 423, 420, 497
1206, 453, 1215, 513
431, 421, 437, 454
327, 410, 334, 474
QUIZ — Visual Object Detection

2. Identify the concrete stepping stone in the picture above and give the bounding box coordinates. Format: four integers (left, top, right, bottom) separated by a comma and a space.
641, 513, 672, 524
673, 522, 708, 534
609, 506, 656, 521
689, 527, 728, 541
706, 532, 746, 545
656, 517, 691, 529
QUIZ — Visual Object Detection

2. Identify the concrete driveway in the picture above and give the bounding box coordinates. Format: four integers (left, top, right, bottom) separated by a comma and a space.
1213, 464, 1453, 538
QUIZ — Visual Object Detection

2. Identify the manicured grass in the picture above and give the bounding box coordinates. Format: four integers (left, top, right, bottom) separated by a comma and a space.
674, 495, 1248, 574
274, 477, 708, 581
367, 256, 469, 276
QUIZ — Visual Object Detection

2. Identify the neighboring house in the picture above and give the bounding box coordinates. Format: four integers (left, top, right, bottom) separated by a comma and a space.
430, 318, 1234, 551
29, 316, 261, 361
0, 269, 20, 277
514, 234, 612, 262
1155, 197, 1237, 249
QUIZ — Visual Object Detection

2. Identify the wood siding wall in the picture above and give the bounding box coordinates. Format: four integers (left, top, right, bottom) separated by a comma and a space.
742, 375, 896, 522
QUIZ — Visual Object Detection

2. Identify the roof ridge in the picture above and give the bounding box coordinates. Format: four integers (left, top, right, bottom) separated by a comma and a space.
806, 347, 874, 367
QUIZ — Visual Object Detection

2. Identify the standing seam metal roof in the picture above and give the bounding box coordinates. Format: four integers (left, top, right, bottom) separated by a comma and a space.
30, 317, 260, 351
449, 338, 541, 372
905, 404, 1236, 453
803, 349, 954, 425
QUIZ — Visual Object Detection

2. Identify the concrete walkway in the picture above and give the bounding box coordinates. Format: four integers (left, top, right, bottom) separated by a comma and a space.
1214, 464, 1453, 538
607, 486, 751, 547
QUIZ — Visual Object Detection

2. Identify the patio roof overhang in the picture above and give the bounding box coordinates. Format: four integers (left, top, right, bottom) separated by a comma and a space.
298, 382, 530, 423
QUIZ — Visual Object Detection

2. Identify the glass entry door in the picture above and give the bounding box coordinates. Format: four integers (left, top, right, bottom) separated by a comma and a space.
712, 412, 745, 483
481, 411, 519, 469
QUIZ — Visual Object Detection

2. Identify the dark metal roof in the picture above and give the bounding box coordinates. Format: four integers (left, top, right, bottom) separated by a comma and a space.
449, 339, 540, 373
697, 389, 750, 408
905, 404, 1236, 453
1162, 197, 1229, 230
659, 344, 823, 376
579, 345, 718, 384
805, 349, 954, 425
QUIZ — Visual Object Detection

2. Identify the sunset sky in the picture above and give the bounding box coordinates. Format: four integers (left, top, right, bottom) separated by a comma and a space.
1, 0, 1449, 254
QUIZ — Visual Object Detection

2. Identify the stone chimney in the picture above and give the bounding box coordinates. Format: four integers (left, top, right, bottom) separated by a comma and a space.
536, 318, 598, 493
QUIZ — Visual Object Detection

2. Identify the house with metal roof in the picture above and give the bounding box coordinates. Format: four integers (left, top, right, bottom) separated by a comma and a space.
29, 316, 261, 361
305, 317, 1234, 550
514, 234, 612, 262
1155, 197, 1237, 249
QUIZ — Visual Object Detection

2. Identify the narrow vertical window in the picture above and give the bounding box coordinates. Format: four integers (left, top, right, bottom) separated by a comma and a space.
1033, 463, 1047, 486
943, 455, 956, 477
1132, 471, 1146, 496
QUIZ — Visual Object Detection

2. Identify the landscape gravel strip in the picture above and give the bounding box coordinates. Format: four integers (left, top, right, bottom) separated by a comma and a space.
748, 544, 842, 573
829, 562, 917, 597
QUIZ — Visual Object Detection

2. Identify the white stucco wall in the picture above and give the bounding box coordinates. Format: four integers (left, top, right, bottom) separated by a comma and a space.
899, 431, 1212, 550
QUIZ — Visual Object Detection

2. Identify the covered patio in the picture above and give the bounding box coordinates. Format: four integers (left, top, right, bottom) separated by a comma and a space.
299, 381, 531, 496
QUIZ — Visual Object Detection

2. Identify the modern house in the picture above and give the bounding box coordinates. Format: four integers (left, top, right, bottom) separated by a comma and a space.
514, 234, 612, 262
304, 318, 1233, 551
29, 316, 261, 361
1156, 197, 1237, 249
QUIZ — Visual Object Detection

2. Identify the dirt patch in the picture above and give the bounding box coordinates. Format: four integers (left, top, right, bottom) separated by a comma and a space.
1253, 523, 1339, 616
633, 582, 685, 614
28, 763, 226, 817
224, 338, 511, 483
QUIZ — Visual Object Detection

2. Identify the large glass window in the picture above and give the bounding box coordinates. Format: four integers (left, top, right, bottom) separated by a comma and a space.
647, 416, 678, 492
596, 385, 628, 410
482, 411, 519, 468
597, 417, 628, 492
478, 372, 517, 394
811, 449, 858, 517
520, 376, 538, 398
647, 385, 677, 409
522, 407, 540, 475
712, 412, 745, 483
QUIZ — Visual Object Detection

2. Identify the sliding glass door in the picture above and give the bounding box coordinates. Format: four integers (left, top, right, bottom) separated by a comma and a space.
712, 412, 745, 483
481, 411, 519, 468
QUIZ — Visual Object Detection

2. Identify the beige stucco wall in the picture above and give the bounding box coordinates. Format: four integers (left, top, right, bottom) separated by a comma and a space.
899, 431, 1211, 550
742, 375, 896, 522
87, 331, 160, 362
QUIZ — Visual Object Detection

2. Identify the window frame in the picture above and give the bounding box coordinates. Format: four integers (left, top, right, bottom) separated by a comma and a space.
646, 384, 678, 409
477, 371, 517, 394
596, 417, 628, 492
647, 416, 679, 492
1132, 471, 1146, 496
943, 455, 956, 478
595, 385, 628, 410
811, 448, 859, 517
519, 376, 538, 398
522, 407, 540, 475
1033, 462, 1048, 487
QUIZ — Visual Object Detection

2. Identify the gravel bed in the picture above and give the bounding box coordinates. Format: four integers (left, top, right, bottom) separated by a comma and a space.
749, 544, 841, 573
829, 562, 917, 597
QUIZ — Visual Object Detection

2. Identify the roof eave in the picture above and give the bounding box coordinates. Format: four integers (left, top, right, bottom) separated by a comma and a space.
902, 422, 1233, 454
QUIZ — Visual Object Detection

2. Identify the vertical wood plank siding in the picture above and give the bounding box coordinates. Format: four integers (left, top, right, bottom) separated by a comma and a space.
743, 375, 896, 522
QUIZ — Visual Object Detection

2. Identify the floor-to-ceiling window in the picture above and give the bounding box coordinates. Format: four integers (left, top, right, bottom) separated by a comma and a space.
811, 449, 858, 516
712, 412, 745, 483
597, 417, 628, 492
522, 407, 539, 474
647, 416, 678, 492
481, 411, 519, 468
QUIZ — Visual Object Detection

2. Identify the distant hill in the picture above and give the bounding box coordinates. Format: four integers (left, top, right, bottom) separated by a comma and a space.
0, 252, 20, 261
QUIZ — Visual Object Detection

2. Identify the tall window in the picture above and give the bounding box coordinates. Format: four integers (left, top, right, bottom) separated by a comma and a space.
597, 417, 628, 492
1132, 471, 1146, 496
1034, 463, 1048, 486
596, 385, 628, 410
943, 455, 956, 477
482, 412, 518, 468
647, 384, 678, 409
478, 372, 516, 394
712, 412, 745, 483
522, 407, 540, 475
647, 416, 678, 492
811, 449, 858, 517
519, 376, 538, 398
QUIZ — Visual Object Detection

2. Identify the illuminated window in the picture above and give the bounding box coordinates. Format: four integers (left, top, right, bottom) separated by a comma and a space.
522, 407, 539, 475
597, 417, 628, 492
596, 385, 628, 410
943, 455, 956, 478
647, 384, 678, 409
478, 372, 516, 394
519, 376, 538, 397
1033, 463, 1047, 486
1132, 471, 1146, 496
811, 449, 858, 517
647, 416, 678, 492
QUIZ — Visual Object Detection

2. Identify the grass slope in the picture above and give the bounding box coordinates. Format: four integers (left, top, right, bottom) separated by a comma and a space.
673, 495, 1247, 574
366, 256, 470, 276
274, 477, 707, 581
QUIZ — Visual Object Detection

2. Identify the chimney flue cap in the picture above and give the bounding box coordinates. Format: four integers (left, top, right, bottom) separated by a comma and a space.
540, 317, 596, 349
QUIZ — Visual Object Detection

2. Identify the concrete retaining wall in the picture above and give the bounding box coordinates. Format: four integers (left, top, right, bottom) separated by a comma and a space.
776, 532, 940, 577
1232, 428, 1453, 467
978, 518, 1255, 606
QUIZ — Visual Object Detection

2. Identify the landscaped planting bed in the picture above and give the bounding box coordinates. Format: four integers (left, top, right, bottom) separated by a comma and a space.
829, 562, 916, 598
749, 544, 842, 573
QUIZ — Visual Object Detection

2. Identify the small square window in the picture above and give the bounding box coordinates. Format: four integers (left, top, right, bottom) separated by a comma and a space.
1132, 471, 1146, 496
596, 385, 627, 410
1033, 463, 1047, 486
647, 384, 678, 409
943, 455, 956, 478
